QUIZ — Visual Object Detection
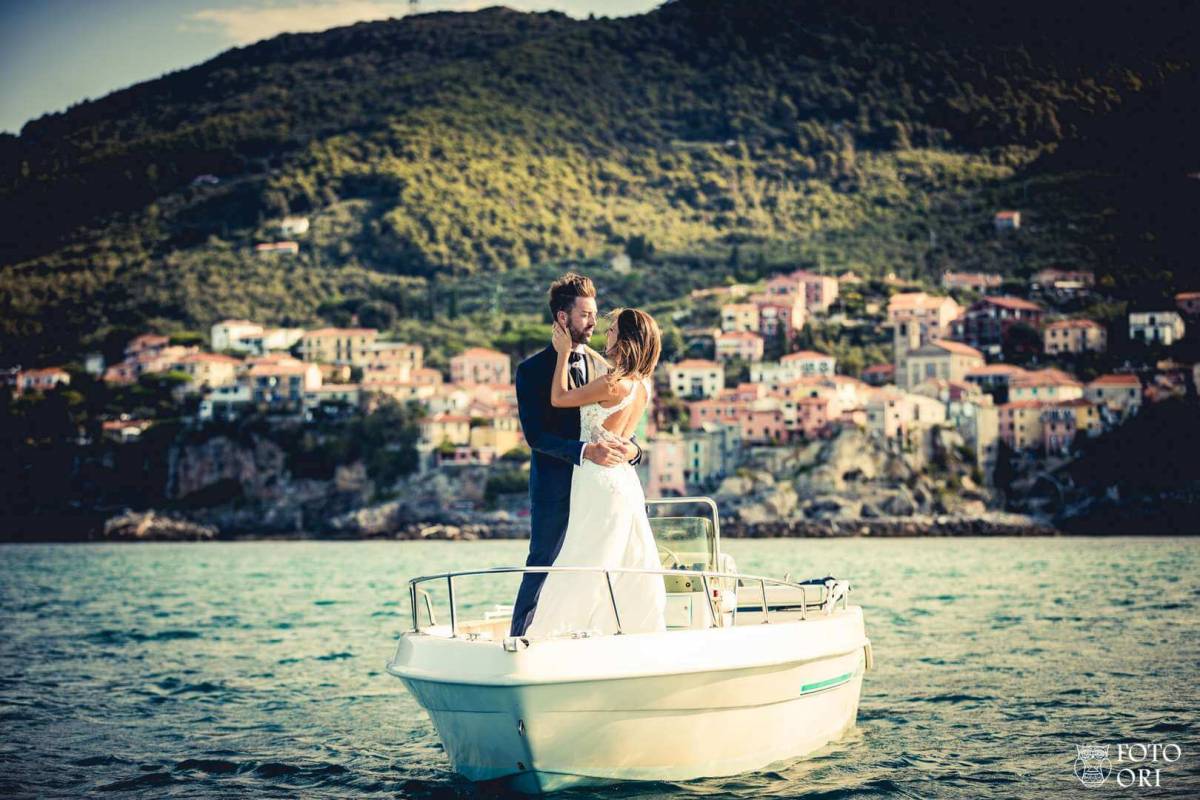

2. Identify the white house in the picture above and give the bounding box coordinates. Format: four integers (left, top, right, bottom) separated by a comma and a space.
1129, 311, 1185, 346
668, 359, 724, 399
211, 320, 263, 352
279, 215, 310, 236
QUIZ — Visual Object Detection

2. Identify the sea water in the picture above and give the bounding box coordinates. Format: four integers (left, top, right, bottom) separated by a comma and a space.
1, 538, 1197, 797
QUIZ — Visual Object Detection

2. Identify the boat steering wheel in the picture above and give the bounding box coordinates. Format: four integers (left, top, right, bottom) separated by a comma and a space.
657, 542, 683, 570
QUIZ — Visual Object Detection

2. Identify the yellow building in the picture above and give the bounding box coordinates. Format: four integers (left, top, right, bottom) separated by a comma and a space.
299, 327, 379, 365
720, 303, 760, 333
1043, 319, 1106, 354
171, 352, 242, 391
901, 339, 985, 390
421, 413, 471, 446
999, 401, 1044, 450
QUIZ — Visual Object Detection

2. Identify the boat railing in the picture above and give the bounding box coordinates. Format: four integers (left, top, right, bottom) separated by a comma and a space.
406, 566, 849, 638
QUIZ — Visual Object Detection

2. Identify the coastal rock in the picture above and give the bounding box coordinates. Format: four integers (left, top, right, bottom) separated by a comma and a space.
103, 510, 217, 541
806, 496, 862, 520
716, 475, 753, 499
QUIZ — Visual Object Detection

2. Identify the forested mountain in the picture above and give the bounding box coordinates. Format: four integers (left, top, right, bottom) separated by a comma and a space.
1, 0, 1197, 364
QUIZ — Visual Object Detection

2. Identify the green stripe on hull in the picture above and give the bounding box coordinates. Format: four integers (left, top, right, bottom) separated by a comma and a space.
800, 671, 853, 693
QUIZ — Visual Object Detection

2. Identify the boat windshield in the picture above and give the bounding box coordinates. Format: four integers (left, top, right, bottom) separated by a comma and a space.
646, 498, 719, 572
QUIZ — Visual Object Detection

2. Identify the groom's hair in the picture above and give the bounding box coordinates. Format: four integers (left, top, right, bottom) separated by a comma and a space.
548, 272, 595, 320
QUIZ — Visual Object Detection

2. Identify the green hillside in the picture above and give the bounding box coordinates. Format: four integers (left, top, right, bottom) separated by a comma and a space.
1, 0, 1197, 365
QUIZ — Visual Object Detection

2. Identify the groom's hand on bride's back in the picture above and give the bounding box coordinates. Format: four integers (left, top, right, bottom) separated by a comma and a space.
583, 439, 626, 467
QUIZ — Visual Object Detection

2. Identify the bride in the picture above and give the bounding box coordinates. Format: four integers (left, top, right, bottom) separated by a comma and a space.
523, 308, 668, 639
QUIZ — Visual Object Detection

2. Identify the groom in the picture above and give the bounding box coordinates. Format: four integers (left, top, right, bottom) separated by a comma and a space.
509, 272, 643, 636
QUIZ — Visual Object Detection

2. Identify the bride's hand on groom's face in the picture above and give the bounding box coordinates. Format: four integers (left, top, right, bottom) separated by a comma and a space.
551, 321, 572, 354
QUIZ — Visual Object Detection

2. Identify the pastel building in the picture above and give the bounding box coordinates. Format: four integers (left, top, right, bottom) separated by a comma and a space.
998, 401, 1044, 450
1084, 374, 1142, 419
714, 331, 765, 362
750, 350, 837, 388
899, 338, 985, 391
950, 296, 1044, 356
964, 364, 1029, 401
421, 413, 471, 447
720, 303, 760, 333
1032, 269, 1094, 295
1176, 292, 1200, 316
1008, 369, 1084, 403
647, 432, 687, 497
866, 391, 947, 441
211, 320, 263, 352
244, 355, 322, 407
792, 270, 840, 313
751, 293, 807, 338
1129, 311, 1185, 346
680, 422, 742, 486
887, 292, 961, 343
450, 347, 511, 385
1043, 319, 1106, 355
942, 272, 1002, 294
669, 359, 724, 400
233, 327, 305, 356
994, 210, 1021, 230
170, 352, 242, 391
15, 367, 71, 396
1041, 399, 1102, 455
299, 328, 379, 365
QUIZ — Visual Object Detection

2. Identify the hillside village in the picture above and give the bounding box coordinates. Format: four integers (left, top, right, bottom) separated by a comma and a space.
6, 208, 1199, 537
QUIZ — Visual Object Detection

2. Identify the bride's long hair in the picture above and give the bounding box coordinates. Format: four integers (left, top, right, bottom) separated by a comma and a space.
604, 308, 661, 383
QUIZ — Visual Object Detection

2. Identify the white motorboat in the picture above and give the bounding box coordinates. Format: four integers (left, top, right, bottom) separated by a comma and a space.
386, 497, 872, 794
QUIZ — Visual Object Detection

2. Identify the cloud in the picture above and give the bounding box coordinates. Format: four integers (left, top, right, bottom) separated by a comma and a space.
185, 1, 654, 46
188, 1, 445, 46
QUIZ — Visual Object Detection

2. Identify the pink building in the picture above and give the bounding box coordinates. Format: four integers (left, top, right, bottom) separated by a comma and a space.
647, 434, 687, 497
450, 348, 511, 385
861, 363, 894, 386
751, 293, 807, 338
740, 402, 787, 444
887, 293, 962, 342
16, 367, 71, 396
1176, 291, 1200, 316
714, 330, 765, 362
942, 271, 1002, 294
793, 270, 839, 313
124, 333, 170, 359
792, 396, 833, 439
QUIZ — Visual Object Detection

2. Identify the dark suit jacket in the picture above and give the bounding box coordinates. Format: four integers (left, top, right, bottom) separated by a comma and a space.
508, 344, 640, 635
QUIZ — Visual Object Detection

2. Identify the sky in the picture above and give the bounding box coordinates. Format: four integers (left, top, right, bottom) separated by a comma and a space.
0, 0, 662, 135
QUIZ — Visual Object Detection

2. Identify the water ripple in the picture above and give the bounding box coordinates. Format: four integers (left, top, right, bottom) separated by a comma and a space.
2, 538, 1197, 798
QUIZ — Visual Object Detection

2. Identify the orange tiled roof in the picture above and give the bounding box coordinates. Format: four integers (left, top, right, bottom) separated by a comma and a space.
456, 347, 509, 359
673, 359, 721, 369
1046, 319, 1103, 330
979, 295, 1042, 312
303, 327, 377, 337
1011, 368, 1082, 388
966, 364, 1028, 377
928, 339, 985, 358
781, 350, 833, 362
1089, 374, 1140, 386
179, 352, 243, 364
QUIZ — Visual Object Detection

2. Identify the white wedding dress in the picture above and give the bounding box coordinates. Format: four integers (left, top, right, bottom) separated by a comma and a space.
525, 377, 667, 639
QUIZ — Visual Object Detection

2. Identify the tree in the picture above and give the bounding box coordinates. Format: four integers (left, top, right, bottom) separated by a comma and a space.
357, 300, 398, 330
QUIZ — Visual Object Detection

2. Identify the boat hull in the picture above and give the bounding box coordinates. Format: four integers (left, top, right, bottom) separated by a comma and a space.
389, 606, 869, 793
